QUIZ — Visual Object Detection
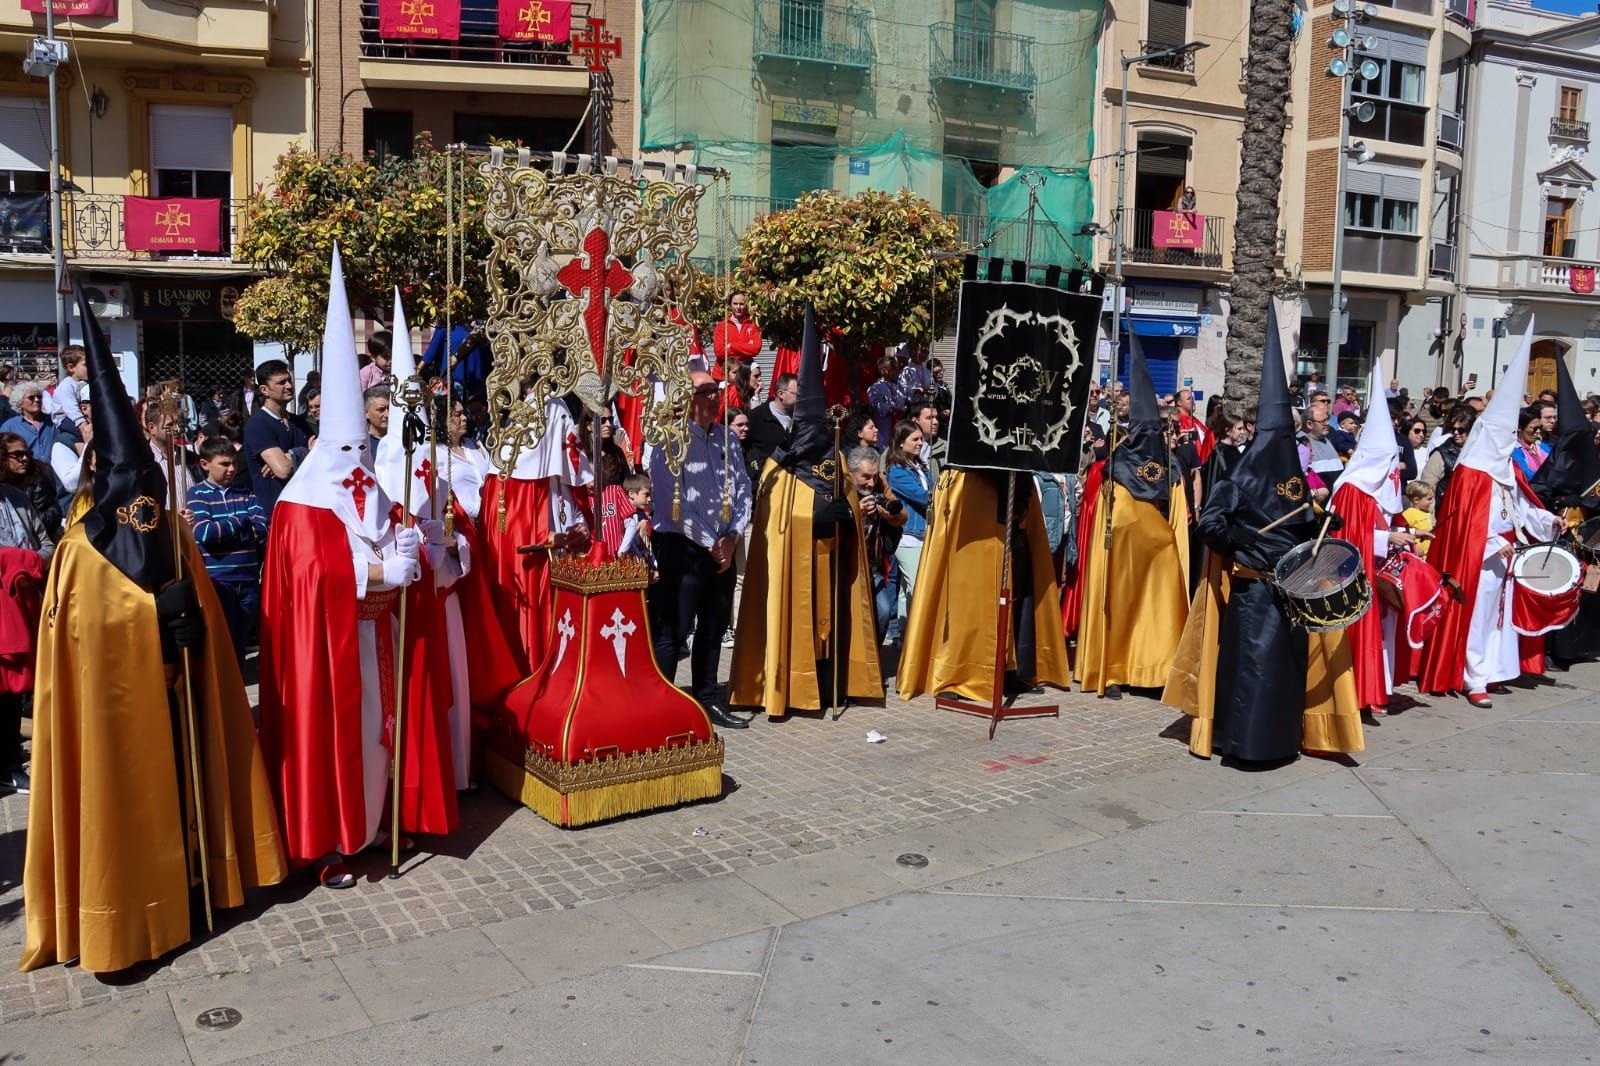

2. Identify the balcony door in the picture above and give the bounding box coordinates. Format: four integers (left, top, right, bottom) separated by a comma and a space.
778, 0, 825, 53
1528, 340, 1563, 400
150, 105, 233, 254
0, 98, 51, 253
1134, 132, 1188, 212
953, 0, 997, 70
770, 120, 836, 205
1545, 198, 1576, 259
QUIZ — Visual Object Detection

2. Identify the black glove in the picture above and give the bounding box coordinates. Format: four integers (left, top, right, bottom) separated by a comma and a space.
813, 496, 855, 534
1321, 511, 1345, 532
156, 578, 205, 653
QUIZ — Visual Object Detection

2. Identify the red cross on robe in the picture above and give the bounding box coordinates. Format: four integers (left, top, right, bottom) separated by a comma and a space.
557, 227, 631, 375
342, 467, 376, 519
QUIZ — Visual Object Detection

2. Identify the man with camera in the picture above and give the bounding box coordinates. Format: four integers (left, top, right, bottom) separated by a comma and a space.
848, 446, 907, 644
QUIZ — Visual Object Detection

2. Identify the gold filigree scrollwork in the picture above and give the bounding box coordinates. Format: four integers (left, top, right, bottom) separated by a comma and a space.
480, 161, 703, 476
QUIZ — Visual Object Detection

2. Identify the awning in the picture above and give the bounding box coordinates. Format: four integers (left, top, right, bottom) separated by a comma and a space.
1124, 315, 1199, 338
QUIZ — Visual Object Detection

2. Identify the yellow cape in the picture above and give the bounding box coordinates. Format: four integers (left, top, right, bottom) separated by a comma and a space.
1162, 552, 1364, 758
728, 462, 884, 716
1075, 480, 1191, 693
21, 526, 287, 973
898, 469, 1071, 703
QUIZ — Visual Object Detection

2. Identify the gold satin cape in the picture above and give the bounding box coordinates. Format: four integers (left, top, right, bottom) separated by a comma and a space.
21, 526, 287, 973
1075, 481, 1191, 693
1162, 552, 1364, 757
728, 463, 884, 716
898, 470, 1071, 702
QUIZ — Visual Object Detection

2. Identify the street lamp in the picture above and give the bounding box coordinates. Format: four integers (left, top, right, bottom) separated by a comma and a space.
1324, 1, 1379, 395
1112, 40, 1208, 379
23, 18, 68, 376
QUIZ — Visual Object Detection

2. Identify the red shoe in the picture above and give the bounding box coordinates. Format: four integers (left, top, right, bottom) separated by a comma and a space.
1367, 706, 1388, 717
1466, 692, 1492, 708
317, 859, 356, 890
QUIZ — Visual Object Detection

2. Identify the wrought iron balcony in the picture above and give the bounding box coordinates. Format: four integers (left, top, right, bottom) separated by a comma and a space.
1137, 41, 1196, 73
928, 22, 1036, 93
59, 193, 250, 261
1551, 116, 1590, 142
358, 6, 580, 68
754, 1, 874, 70
1124, 208, 1227, 269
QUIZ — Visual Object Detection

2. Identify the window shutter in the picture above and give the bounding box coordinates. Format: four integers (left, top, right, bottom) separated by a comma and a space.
1137, 135, 1189, 178
150, 105, 234, 173
1365, 28, 1428, 66
1347, 163, 1420, 202
0, 99, 50, 173
1146, 0, 1188, 46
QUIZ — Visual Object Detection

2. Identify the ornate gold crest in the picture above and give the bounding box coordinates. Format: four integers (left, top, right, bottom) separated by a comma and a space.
1275, 476, 1306, 502
115, 495, 160, 532
1135, 460, 1164, 483
810, 458, 838, 486
480, 151, 705, 477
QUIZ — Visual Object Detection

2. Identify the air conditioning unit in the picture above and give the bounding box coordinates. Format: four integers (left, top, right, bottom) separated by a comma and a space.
84, 284, 128, 320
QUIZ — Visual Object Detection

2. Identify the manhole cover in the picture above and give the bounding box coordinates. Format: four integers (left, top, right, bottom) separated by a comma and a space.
195, 1007, 242, 1032
896, 853, 929, 868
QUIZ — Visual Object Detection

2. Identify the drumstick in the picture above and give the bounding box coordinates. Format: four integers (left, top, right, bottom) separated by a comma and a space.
1253, 501, 1312, 538
1311, 511, 1334, 560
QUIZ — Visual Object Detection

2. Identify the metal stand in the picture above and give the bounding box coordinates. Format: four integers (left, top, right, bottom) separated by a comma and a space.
936, 471, 1059, 739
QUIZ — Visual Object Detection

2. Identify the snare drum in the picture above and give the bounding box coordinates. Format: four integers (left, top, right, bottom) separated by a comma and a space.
1273, 538, 1371, 631
1511, 544, 1584, 637
1376, 550, 1445, 649
1574, 516, 1600, 564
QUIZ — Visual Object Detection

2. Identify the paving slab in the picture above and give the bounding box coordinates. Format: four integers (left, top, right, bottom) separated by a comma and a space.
1515, 697, 1600, 723
168, 958, 371, 1066
332, 926, 525, 1026
480, 898, 673, 986
839, 823, 1013, 889
2, 991, 189, 1065
1484, 900, 1600, 1015
637, 928, 775, 975
235, 965, 757, 1065
937, 806, 1479, 911
741, 893, 1599, 1065
929, 800, 1103, 864
733, 845, 907, 919
1047, 780, 1187, 836
1203, 769, 1394, 817
613, 873, 800, 951
1368, 719, 1600, 774
1116, 752, 1329, 814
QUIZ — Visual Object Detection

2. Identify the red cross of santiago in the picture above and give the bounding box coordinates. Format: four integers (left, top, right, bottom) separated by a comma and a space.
343, 467, 376, 519
557, 226, 630, 375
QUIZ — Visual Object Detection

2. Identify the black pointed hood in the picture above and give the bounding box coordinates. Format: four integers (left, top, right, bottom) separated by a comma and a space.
1110, 335, 1173, 503
76, 278, 174, 592
773, 303, 837, 494
1224, 301, 1310, 521
1530, 352, 1600, 509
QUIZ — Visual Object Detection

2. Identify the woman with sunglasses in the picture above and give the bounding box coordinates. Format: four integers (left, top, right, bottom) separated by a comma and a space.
1419, 407, 1475, 500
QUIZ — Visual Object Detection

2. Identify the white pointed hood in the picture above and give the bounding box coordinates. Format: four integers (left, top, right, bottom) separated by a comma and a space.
498, 393, 594, 486
279, 244, 391, 542
1458, 318, 1533, 490
1338, 363, 1403, 513
375, 289, 433, 518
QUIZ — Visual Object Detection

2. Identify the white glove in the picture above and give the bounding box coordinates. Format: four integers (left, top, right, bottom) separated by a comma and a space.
423, 539, 447, 574
393, 526, 423, 560
381, 555, 420, 587
418, 518, 448, 546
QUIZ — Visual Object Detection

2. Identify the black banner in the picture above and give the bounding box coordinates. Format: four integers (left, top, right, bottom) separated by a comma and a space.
946, 279, 1099, 475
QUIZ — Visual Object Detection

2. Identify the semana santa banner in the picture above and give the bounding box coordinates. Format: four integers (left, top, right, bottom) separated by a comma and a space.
1153, 210, 1204, 250
123, 196, 222, 254
21, 0, 117, 16
947, 279, 1099, 476
498, 0, 571, 42
1570, 265, 1596, 295
378, 0, 461, 40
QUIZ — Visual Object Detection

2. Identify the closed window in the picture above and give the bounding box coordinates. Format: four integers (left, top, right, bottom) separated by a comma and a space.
1560, 86, 1583, 123
0, 98, 50, 251
151, 104, 232, 199
1146, 0, 1188, 47
1346, 192, 1418, 235
1354, 58, 1426, 105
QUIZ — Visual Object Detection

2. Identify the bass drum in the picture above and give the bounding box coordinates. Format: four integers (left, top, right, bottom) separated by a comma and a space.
1273, 538, 1371, 631
1511, 543, 1584, 637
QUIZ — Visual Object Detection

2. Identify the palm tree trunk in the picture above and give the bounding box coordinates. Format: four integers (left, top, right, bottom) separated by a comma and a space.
1226, 0, 1295, 411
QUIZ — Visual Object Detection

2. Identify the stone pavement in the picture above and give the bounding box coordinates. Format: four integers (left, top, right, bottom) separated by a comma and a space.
7, 659, 1600, 1062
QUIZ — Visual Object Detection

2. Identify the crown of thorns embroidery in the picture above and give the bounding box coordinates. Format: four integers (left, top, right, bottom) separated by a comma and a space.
1275, 477, 1306, 502
115, 495, 160, 533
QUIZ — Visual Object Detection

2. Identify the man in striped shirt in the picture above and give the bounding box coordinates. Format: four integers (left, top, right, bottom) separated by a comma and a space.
182, 436, 268, 665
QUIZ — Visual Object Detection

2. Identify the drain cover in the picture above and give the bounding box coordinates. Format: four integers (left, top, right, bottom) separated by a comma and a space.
195, 1007, 242, 1032
896, 853, 929, 868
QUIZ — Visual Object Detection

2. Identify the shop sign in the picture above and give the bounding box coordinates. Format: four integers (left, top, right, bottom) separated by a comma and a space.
134, 280, 243, 321
1129, 284, 1201, 317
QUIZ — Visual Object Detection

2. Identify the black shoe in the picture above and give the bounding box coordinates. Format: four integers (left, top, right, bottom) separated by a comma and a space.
1102, 684, 1123, 700
705, 703, 748, 730
0, 768, 29, 796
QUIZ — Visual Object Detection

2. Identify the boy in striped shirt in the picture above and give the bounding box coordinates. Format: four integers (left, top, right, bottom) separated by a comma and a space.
182, 436, 269, 665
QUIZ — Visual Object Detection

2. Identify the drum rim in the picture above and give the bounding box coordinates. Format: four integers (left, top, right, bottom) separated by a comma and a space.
1512, 543, 1583, 593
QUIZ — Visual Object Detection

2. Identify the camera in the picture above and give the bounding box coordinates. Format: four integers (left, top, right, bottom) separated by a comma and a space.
863, 493, 904, 516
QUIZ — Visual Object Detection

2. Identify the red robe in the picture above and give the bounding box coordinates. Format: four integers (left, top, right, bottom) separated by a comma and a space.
478, 475, 557, 671
1330, 482, 1386, 710
1062, 460, 1105, 640
769, 343, 852, 407
258, 503, 458, 864
1418, 466, 1498, 695
451, 499, 528, 709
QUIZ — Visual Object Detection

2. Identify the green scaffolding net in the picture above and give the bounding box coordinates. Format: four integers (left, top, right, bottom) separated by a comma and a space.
640, 0, 1102, 271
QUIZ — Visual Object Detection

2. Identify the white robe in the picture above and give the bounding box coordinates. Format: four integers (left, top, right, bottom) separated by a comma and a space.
1463, 484, 1560, 692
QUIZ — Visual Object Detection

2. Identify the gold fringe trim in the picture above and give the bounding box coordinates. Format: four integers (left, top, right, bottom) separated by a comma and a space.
486, 749, 724, 827
548, 554, 652, 593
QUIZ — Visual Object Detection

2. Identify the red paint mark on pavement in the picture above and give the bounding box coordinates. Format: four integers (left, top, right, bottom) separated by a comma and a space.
982, 760, 1011, 772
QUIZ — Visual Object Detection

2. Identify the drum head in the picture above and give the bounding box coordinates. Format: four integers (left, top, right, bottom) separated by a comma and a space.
1275, 538, 1363, 595
1513, 544, 1583, 594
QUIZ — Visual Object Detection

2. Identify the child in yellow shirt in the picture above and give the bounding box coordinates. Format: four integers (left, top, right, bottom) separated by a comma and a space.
1401, 481, 1434, 556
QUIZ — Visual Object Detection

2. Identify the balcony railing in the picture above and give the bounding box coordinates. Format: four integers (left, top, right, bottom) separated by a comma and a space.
1138, 40, 1196, 73
1551, 116, 1590, 141
358, 6, 580, 67
1540, 258, 1578, 287
754, 1, 874, 70
2, 193, 253, 261
1429, 240, 1456, 279
1444, 0, 1475, 27
928, 22, 1036, 93
1124, 209, 1227, 269
1437, 108, 1464, 152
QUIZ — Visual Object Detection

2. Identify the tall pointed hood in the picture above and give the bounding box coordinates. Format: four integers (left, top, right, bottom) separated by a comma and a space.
1223, 299, 1307, 518
279, 244, 391, 540
1458, 318, 1532, 490
1530, 343, 1600, 509
773, 303, 836, 493
1338, 363, 1402, 512
375, 288, 433, 518
76, 278, 174, 592
1110, 332, 1173, 503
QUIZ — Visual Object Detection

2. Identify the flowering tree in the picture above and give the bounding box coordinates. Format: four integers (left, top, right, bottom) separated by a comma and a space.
735, 190, 963, 358
233, 135, 490, 351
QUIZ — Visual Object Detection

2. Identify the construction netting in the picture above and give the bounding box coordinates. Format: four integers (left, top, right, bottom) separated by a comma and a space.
640, 0, 1101, 271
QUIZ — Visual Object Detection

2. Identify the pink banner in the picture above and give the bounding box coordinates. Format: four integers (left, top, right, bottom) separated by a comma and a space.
123, 197, 222, 254
1153, 210, 1205, 250
21, 0, 116, 16
499, 0, 571, 42
378, 0, 460, 40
